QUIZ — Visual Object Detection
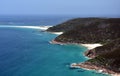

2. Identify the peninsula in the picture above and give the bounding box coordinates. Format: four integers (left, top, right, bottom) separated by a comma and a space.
46, 18, 120, 76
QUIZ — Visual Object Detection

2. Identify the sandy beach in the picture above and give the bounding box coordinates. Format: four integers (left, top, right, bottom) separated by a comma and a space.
81, 44, 103, 50
48, 32, 63, 35
50, 39, 103, 50
0, 25, 52, 30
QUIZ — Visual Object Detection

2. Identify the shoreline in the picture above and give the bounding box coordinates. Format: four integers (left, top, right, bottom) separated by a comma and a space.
50, 40, 120, 76
0, 25, 52, 30
50, 40, 102, 49
70, 62, 120, 76
48, 32, 63, 35
81, 44, 102, 50
46, 18, 120, 76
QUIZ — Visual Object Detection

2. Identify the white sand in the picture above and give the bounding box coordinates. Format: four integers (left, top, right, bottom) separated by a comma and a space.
98, 70, 103, 73
50, 32, 63, 35
81, 44, 103, 50
0, 25, 52, 30
0, 25, 64, 35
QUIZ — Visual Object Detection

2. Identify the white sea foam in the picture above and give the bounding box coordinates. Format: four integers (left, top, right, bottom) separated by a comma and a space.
0, 25, 52, 30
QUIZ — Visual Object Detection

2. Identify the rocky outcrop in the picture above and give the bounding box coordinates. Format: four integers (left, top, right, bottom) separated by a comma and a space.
84, 50, 96, 58
71, 62, 119, 75
47, 18, 120, 75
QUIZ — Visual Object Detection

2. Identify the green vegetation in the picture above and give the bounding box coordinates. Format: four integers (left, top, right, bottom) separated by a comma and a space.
93, 38, 120, 56
87, 56, 108, 65
47, 18, 120, 73
47, 18, 120, 44
87, 45, 120, 72
47, 18, 105, 32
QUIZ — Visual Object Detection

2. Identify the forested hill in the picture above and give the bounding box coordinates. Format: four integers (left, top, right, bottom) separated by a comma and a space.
47, 18, 120, 44
47, 18, 120, 74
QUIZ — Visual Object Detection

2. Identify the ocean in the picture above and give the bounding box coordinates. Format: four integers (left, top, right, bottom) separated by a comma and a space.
0, 15, 109, 76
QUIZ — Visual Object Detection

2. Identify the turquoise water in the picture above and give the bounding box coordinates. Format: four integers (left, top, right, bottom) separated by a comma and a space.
0, 15, 109, 76
0, 27, 109, 76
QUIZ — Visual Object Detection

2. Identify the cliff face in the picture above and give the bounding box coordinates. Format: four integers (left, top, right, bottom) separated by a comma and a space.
47, 18, 120, 74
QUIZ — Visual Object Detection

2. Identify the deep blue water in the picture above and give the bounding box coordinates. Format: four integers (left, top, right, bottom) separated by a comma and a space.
0, 15, 75, 25
0, 16, 109, 76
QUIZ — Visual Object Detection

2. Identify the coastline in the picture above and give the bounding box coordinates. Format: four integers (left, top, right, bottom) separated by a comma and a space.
50, 39, 120, 76
50, 40, 102, 50
0, 25, 52, 30
70, 62, 120, 76
46, 18, 120, 76
0, 25, 65, 35
81, 44, 102, 50
48, 32, 63, 35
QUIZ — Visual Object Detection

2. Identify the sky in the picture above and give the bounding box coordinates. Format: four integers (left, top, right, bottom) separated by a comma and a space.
0, 0, 120, 16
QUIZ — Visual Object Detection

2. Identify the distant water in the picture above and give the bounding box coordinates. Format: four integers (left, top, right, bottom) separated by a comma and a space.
0, 15, 75, 25
0, 16, 109, 76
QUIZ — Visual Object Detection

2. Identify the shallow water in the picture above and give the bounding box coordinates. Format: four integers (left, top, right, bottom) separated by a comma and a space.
0, 15, 110, 76
0, 26, 109, 76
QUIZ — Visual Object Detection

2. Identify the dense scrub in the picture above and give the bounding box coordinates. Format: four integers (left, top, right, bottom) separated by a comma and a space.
53, 18, 120, 44
47, 18, 120, 73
